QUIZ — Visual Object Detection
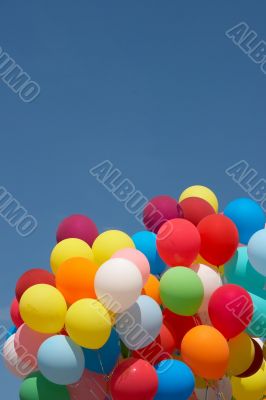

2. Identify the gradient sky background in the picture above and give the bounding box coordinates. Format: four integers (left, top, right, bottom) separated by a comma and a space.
0, 1, 266, 396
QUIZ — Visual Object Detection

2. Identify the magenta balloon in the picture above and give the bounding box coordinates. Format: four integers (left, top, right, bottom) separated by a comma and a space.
56, 214, 98, 246
143, 195, 183, 233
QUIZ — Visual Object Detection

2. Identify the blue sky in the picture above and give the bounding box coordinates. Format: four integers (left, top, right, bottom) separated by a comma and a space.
0, 1, 266, 396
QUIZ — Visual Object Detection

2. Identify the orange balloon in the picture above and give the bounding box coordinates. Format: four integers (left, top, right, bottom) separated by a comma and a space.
142, 274, 161, 305
181, 325, 229, 380
56, 257, 99, 304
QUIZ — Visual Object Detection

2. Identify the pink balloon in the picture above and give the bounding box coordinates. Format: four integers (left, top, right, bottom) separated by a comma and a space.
112, 248, 150, 284
14, 324, 52, 364
67, 369, 108, 400
56, 214, 98, 246
10, 298, 23, 328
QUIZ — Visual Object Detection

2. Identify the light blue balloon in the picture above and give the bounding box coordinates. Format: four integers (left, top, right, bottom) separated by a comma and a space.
83, 328, 120, 374
248, 229, 266, 277
37, 335, 85, 385
224, 246, 265, 293
224, 198, 265, 244
116, 295, 163, 350
155, 359, 195, 400
132, 231, 166, 275
246, 291, 266, 338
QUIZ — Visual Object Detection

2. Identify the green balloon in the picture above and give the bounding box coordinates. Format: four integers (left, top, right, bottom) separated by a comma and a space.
160, 267, 204, 315
19, 372, 70, 400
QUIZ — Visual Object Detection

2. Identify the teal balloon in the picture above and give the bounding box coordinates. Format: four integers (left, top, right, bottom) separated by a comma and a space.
19, 372, 70, 400
246, 291, 266, 338
224, 246, 265, 294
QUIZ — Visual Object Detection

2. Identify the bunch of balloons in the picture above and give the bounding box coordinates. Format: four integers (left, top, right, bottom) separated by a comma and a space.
3, 186, 266, 400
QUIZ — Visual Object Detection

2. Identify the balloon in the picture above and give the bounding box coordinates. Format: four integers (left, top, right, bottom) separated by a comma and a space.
224, 246, 265, 293
92, 230, 135, 265
116, 295, 163, 350
227, 333, 255, 376
247, 229, 266, 277
179, 197, 215, 226
94, 258, 142, 313
67, 369, 108, 400
110, 358, 158, 400
50, 238, 94, 274
15, 269, 55, 301
19, 371, 70, 400
179, 185, 219, 212
155, 359, 195, 400
132, 231, 165, 275
83, 328, 120, 374
55, 257, 99, 304
237, 339, 264, 378
142, 274, 162, 305
208, 284, 253, 339
6, 325, 17, 340
143, 195, 183, 233
132, 323, 176, 365
224, 198, 265, 244
194, 376, 232, 400
10, 298, 23, 328
156, 219, 200, 267
160, 267, 204, 316
197, 214, 239, 266
65, 299, 112, 349
163, 309, 201, 350
14, 324, 52, 373
231, 364, 266, 400
56, 214, 98, 246
181, 325, 229, 379
3, 334, 37, 377
112, 248, 150, 284
246, 292, 266, 338
37, 335, 85, 385
19, 284, 67, 334
191, 264, 222, 312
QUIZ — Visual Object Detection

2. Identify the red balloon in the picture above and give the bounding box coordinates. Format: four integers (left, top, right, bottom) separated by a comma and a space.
56, 214, 98, 246
132, 323, 176, 365
143, 195, 183, 234
156, 219, 201, 266
15, 269, 55, 301
163, 309, 201, 350
110, 358, 158, 400
237, 339, 264, 378
179, 197, 215, 226
197, 214, 239, 266
10, 298, 23, 328
208, 284, 253, 339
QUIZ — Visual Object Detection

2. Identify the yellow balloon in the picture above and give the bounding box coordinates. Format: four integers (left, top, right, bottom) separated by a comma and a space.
179, 185, 219, 213
227, 333, 255, 376
19, 284, 67, 334
231, 363, 266, 400
92, 230, 135, 265
50, 238, 94, 274
65, 298, 112, 349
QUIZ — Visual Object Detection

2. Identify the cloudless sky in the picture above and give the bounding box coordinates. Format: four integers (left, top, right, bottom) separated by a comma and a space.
0, 1, 266, 396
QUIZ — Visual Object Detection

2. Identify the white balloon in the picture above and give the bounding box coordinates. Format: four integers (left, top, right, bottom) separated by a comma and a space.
195, 376, 232, 400
3, 334, 37, 377
191, 264, 222, 312
95, 258, 143, 313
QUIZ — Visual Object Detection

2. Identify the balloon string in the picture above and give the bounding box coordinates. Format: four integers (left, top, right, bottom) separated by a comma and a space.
204, 385, 209, 400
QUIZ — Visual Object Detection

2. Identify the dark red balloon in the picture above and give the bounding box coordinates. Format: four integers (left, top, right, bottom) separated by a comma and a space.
110, 358, 158, 400
197, 214, 239, 266
10, 298, 23, 328
237, 339, 264, 378
156, 218, 201, 266
208, 284, 253, 339
15, 269, 55, 301
143, 195, 183, 234
132, 323, 176, 365
163, 309, 201, 350
179, 197, 215, 226
56, 214, 98, 246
